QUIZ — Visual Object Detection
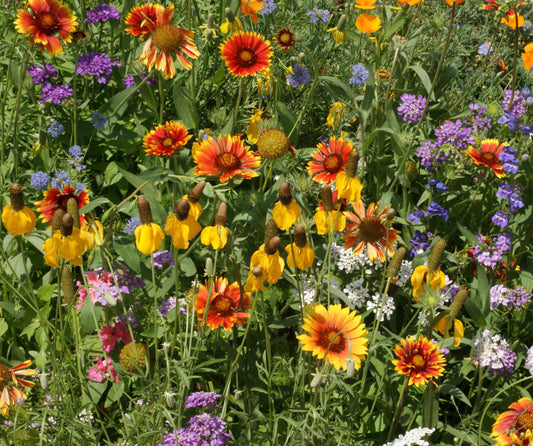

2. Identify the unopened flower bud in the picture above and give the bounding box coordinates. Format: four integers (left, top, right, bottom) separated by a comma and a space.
205, 258, 214, 277
175, 199, 190, 221
310, 372, 323, 389
188, 180, 205, 203
337, 14, 347, 32
61, 266, 75, 304
346, 359, 355, 378
321, 185, 334, 212
137, 196, 153, 225
215, 202, 227, 226
278, 182, 292, 205
427, 238, 446, 273
406, 161, 418, 183
165, 392, 175, 409
386, 247, 406, 279
9, 183, 24, 212
225, 7, 235, 22
298, 52, 305, 64
40, 373, 49, 390
264, 219, 279, 245
67, 197, 80, 228
265, 236, 280, 255
60, 213, 74, 237
294, 224, 307, 247
385, 208, 395, 221
207, 13, 214, 29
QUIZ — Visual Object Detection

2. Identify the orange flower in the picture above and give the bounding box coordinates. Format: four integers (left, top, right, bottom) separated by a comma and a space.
0, 360, 36, 416
397, 0, 424, 5
297, 304, 368, 371
501, 10, 524, 29
392, 336, 446, 387
193, 134, 261, 183
307, 137, 353, 185
355, 14, 382, 33
522, 43, 533, 71
355, 0, 376, 9
466, 138, 506, 178
491, 397, 533, 446
35, 185, 89, 227
14, 0, 78, 56
444, 0, 465, 5
143, 121, 192, 157
220, 32, 272, 77
195, 277, 251, 331
274, 28, 295, 50
240, 0, 264, 23
342, 202, 399, 263
126, 3, 200, 78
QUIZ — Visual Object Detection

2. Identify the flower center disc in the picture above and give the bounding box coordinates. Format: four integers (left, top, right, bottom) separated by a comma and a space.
516, 412, 533, 431
211, 295, 234, 317
320, 329, 345, 353
323, 154, 342, 173
36, 12, 60, 34
358, 217, 386, 243
236, 48, 257, 67
483, 153, 495, 161
412, 354, 425, 368
216, 152, 241, 172
162, 137, 173, 147
0, 364, 11, 389
152, 24, 184, 53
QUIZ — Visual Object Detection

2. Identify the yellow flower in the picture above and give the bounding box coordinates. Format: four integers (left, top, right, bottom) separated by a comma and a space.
2, 184, 36, 236
257, 67, 273, 95
244, 266, 268, 292
200, 203, 229, 250
314, 209, 346, 235
272, 182, 300, 231
220, 15, 243, 34
165, 199, 202, 250
411, 265, 446, 300
356, 13, 382, 33
286, 224, 314, 269
434, 315, 464, 347
246, 109, 263, 144
327, 26, 347, 44
42, 213, 91, 266
135, 223, 165, 255
326, 102, 345, 130
335, 150, 362, 203
249, 238, 284, 285
83, 219, 104, 246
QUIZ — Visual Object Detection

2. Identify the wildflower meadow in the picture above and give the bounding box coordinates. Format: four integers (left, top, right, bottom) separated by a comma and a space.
2, 0, 533, 444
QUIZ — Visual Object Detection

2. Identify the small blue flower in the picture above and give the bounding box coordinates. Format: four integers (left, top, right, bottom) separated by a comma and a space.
407, 210, 424, 224
124, 217, 142, 235
47, 120, 65, 137
31, 171, 50, 190
286, 64, 311, 88
477, 43, 492, 56
306, 7, 330, 24
426, 201, 448, 221
496, 183, 513, 199
509, 193, 524, 213
492, 210, 510, 228
349, 64, 369, 86
259, 0, 276, 15
521, 87, 531, 99
51, 170, 71, 189
91, 111, 107, 130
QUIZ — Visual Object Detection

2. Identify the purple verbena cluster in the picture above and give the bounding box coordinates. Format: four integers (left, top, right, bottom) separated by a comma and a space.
28, 64, 58, 85
158, 414, 231, 446
152, 250, 175, 269
77, 52, 120, 84
473, 329, 516, 378
490, 284, 532, 310
40, 82, 73, 104
397, 93, 426, 124
85, 3, 120, 24
472, 232, 512, 270
409, 230, 433, 257
184, 391, 221, 410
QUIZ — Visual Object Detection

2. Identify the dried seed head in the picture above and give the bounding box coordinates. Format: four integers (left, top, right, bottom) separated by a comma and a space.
52, 209, 65, 232
428, 238, 446, 273
188, 180, 206, 203
215, 202, 227, 226
406, 161, 418, 182
66, 197, 80, 228
61, 213, 74, 237
9, 183, 24, 212
175, 199, 190, 221
252, 266, 263, 277
385, 208, 396, 221
257, 129, 291, 160
321, 185, 333, 212
278, 182, 292, 205
264, 236, 280, 255
137, 196, 153, 225
448, 288, 469, 322
345, 151, 359, 178
310, 372, 323, 389
61, 266, 75, 304
387, 247, 407, 279
264, 219, 279, 245
294, 224, 307, 247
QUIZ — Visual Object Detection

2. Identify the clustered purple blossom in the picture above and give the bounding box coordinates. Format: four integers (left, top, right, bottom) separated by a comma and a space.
158, 414, 231, 446
496, 183, 524, 213
116, 304, 140, 328
306, 7, 330, 24
349, 64, 369, 86
152, 250, 175, 269
286, 64, 311, 88
407, 201, 448, 224
490, 284, 532, 309
28, 64, 58, 84
491, 210, 509, 228
91, 111, 107, 130
68, 145, 86, 172
85, 3, 120, 24
473, 329, 516, 378
115, 266, 145, 293
499, 146, 519, 174
434, 119, 475, 151
47, 120, 64, 137
501, 89, 528, 117
184, 392, 221, 410
397, 93, 426, 124
40, 82, 73, 104
124, 217, 142, 235
31, 171, 50, 190
472, 231, 512, 270
427, 179, 448, 193
526, 346, 533, 374
259, 0, 276, 14
467, 103, 492, 135
409, 230, 433, 257
51, 170, 71, 189
124, 72, 157, 90
158, 296, 177, 318
77, 52, 120, 84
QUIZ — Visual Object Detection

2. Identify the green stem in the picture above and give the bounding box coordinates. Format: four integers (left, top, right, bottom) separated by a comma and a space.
388, 378, 410, 441
12, 52, 30, 182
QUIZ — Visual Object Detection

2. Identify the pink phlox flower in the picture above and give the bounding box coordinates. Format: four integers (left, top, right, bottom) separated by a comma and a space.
88, 357, 120, 382
100, 321, 132, 352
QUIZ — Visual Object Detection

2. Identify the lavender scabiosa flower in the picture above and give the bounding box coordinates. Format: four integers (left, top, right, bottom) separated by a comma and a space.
473, 232, 512, 270
349, 64, 369, 86
473, 329, 516, 378
184, 392, 221, 410
501, 89, 527, 117
152, 250, 175, 269
28, 64, 58, 84
47, 120, 64, 137
31, 171, 50, 190
307, 7, 330, 24
85, 3, 120, 24
491, 210, 510, 228
286, 64, 311, 88
115, 266, 145, 293
124, 217, 142, 235
40, 83, 73, 104
260, 0, 276, 14
397, 93, 426, 124
91, 111, 107, 130
434, 119, 474, 151
77, 52, 120, 84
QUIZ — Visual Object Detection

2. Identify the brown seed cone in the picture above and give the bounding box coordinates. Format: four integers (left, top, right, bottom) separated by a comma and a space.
406, 161, 418, 183
61, 266, 75, 304
264, 219, 279, 245
9, 184, 24, 212
215, 202, 227, 226
188, 180, 206, 203
448, 288, 469, 322
137, 196, 153, 225
52, 209, 65, 232
385, 208, 396, 221
294, 224, 307, 247
278, 182, 292, 205
321, 186, 333, 212
66, 197, 80, 228
265, 236, 280, 255
345, 151, 359, 178
387, 247, 407, 279
175, 199, 190, 221
252, 266, 263, 277
61, 213, 74, 237
428, 238, 446, 273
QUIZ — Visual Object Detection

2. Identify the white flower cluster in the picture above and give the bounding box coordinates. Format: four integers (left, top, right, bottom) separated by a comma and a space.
396, 260, 413, 287
330, 243, 382, 274
342, 278, 369, 308
383, 427, 435, 446
525, 345, 533, 374
291, 278, 316, 306
366, 293, 396, 321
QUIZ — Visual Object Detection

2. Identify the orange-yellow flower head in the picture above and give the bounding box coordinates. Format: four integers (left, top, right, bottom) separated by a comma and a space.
501, 10, 524, 29
397, 0, 424, 5
491, 397, 533, 446
355, 0, 376, 9
165, 199, 201, 250
522, 43, 533, 71
343, 202, 399, 263
2, 184, 36, 236
272, 182, 300, 231
134, 195, 165, 255
274, 28, 295, 50
444, 0, 465, 5
355, 14, 382, 33
392, 336, 446, 387
126, 4, 200, 78
143, 121, 192, 157
193, 134, 261, 183
0, 360, 36, 416
466, 138, 506, 178
220, 32, 272, 77
297, 304, 368, 371
35, 185, 89, 228
195, 277, 251, 331
307, 137, 353, 185
15, 0, 78, 56
249, 237, 285, 285
411, 264, 446, 300
240, 0, 264, 24
200, 202, 229, 250
286, 225, 314, 269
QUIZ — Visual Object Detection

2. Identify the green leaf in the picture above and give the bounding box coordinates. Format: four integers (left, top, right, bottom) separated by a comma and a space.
104, 162, 122, 187
439, 383, 472, 407
87, 381, 108, 404
80, 197, 112, 215
100, 86, 137, 118
212, 68, 226, 86
180, 256, 197, 277
457, 223, 478, 244
361, 84, 375, 112
0, 318, 8, 337
114, 237, 141, 274
173, 83, 199, 130
408, 65, 434, 100
276, 102, 297, 141
105, 381, 125, 407
464, 297, 486, 328
37, 284, 56, 302
80, 300, 103, 335
319, 76, 355, 102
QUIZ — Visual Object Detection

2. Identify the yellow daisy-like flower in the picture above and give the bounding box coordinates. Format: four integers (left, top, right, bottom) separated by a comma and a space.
165, 199, 201, 250
411, 264, 446, 300
135, 223, 164, 255
249, 239, 284, 285
297, 304, 368, 371
246, 109, 263, 144
2, 184, 36, 236
491, 397, 533, 446
326, 102, 345, 130
272, 182, 300, 231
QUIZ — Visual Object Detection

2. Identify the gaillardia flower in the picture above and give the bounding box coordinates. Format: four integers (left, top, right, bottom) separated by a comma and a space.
15, 0, 78, 56
36, 185, 89, 227
256, 128, 293, 161
119, 342, 148, 372
195, 277, 251, 331
274, 28, 295, 50
392, 336, 446, 387
297, 304, 368, 371
193, 134, 261, 183
125, 3, 200, 78
491, 397, 533, 446
0, 360, 36, 416
307, 137, 353, 185
2, 184, 36, 236
343, 202, 399, 263
143, 121, 192, 157
466, 138, 506, 178
220, 32, 272, 77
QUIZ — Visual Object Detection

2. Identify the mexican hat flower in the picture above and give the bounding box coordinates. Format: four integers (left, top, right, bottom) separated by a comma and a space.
220, 32, 272, 77
125, 3, 200, 78
134, 196, 165, 255
0, 360, 36, 416
285, 224, 315, 269
491, 397, 533, 446
42, 213, 91, 266
195, 277, 251, 331
249, 237, 285, 285
355, 14, 382, 33
342, 202, 399, 263
143, 121, 192, 157
297, 304, 368, 371
165, 199, 201, 250
411, 264, 446, 300
193, 134, 261, 183
392, 336, 446, 387
35, 185, 89, 227
2, 184, 36, 236
183, 181, 206, 221
522, 43, 533, 70
466, 138, 506, 178
335, 150, 362, 203
314, 187, 346, 235
307, 137, 353, 185
272, 182, 300, 231
200, 202, 229, 250
14, 0, 78, 56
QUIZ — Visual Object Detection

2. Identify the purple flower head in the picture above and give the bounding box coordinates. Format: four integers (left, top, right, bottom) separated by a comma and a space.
397, 93, 426, 124
51, 170, 70, 189
522, 87, 531, 99
28, 64, 58, 85
157, 296, 176, 318
467, 103, 492, 135
491, 285, 531, 309
434, 119, 475, 151
521, 125, 532, 136
40, 83, 73, 104
509, 193, 524, 213
77, 52, 120, 84
407, 210, 424, 224
186, 413, 231, 445
426, 201, 448, 221
473, 232, 512, 270
499, 146, 516, 163
152, 250, 175, 269
307, 7, 330, 23
491, 210, 509, 228
478, 43, 492, 56
496, 183, 513, 199
502, 89, 527, 117
115, 266, 145, 293
31, 171, 50, 190
526, 346, 533, 374
91, 111, 107, 130
473, 329, 516, 378
85, 3, 120, 24
349, 64, 369, 86
427, 178, 448, 193
184, 392, 221, 410
498, 110, 521, 132
260, 0, 276, 14
286, 64, 311, 88
124, 217, 141, 235
47, 120, 64, 137
124, 75, 135, 88
409, 230, 433, 257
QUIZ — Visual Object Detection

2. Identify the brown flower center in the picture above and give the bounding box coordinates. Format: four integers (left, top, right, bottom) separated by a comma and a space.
516, 411, 533, 431
280, 32, 291, 44
319, 329, 346, 353
412, 354, 425, 368
0, 364, 11, 390
152, 24, 184, 53
162, 137, 173, 147
36, 12, 60, 35
358, 217, 386, 243
216, 152, 241, 172
323, 154, 343, 173
482, 152, 495, 161
211, 294, 235, 317
236, 48, 257, 67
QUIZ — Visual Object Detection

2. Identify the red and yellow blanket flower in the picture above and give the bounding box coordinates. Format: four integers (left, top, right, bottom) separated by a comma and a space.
491, 397, 533, 446
307, 137, 353, 185
143, 121, 192, 157
466, 138, 506, 178
36, 185, 89, 228
0, 360, 36, 416
220, 32, 272, 77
